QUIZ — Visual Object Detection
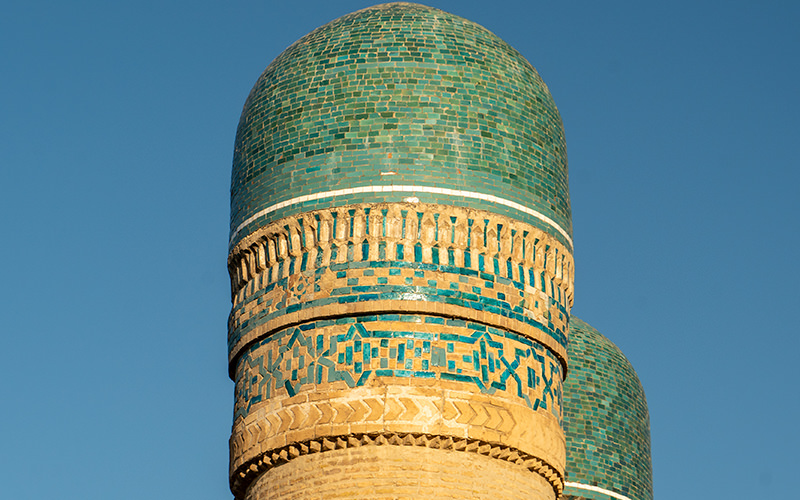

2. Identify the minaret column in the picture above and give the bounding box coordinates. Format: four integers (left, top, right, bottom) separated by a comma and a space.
225, 4, 575, 499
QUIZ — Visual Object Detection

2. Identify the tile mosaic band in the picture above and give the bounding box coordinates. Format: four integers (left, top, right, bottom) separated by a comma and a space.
227, 279, 570, 367
229, 185, 573, 249
233, 319, 564, 421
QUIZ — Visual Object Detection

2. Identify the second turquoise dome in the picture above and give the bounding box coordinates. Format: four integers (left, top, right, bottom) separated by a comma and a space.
563, 318, 653, 500
230, 2, 570, 248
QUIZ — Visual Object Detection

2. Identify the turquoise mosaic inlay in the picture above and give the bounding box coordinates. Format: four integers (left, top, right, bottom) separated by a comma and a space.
234, 314, 563, 421
230, 3, 570, 249
563, 318, 653, 500
227, 257, 569, 352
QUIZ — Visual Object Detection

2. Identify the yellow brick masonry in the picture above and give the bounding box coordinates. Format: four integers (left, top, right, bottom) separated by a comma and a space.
245, 445, 555, 500
228, 203, 573, 500
230, 378, 565, 481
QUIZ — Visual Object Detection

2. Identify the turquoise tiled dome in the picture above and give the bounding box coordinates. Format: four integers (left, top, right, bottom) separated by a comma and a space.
563, 318, 653, 500
230, 2, 570, 248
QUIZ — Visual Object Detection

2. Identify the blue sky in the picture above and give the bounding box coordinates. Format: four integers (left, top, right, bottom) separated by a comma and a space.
1, 1, 798, 498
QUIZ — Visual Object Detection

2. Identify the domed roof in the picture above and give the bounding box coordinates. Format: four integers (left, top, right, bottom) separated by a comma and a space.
230, 2, 570, 248
563, 317, 653, 500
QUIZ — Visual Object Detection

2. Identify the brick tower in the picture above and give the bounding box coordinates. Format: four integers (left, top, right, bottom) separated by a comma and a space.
226, 4, 574, 499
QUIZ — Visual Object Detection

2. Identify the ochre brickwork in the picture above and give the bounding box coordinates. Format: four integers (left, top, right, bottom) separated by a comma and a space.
227, 202, 572, 498
228, 137, 574, 496
229, 323, 566, 479
244, 446, 555, 500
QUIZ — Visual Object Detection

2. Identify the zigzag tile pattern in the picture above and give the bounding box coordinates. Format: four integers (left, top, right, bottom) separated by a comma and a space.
230, 380, 565, 498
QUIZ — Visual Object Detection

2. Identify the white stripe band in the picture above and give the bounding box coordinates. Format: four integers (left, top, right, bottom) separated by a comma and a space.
564, 482, 633, 500
230, 184, 573, 248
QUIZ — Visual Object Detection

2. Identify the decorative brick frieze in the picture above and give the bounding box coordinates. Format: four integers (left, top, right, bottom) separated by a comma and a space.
229, 203, 573, 303
230, 432, 564, 499
227, 203, 573, 366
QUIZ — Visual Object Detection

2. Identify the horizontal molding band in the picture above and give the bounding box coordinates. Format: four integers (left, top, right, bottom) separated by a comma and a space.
227, 203, 574, 317
230, 184, 573, 249
230, 432, 564, 500
228, 300, 568, 377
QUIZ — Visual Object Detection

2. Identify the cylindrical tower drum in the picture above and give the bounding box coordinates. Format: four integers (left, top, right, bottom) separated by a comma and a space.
226, 4, 574, 499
